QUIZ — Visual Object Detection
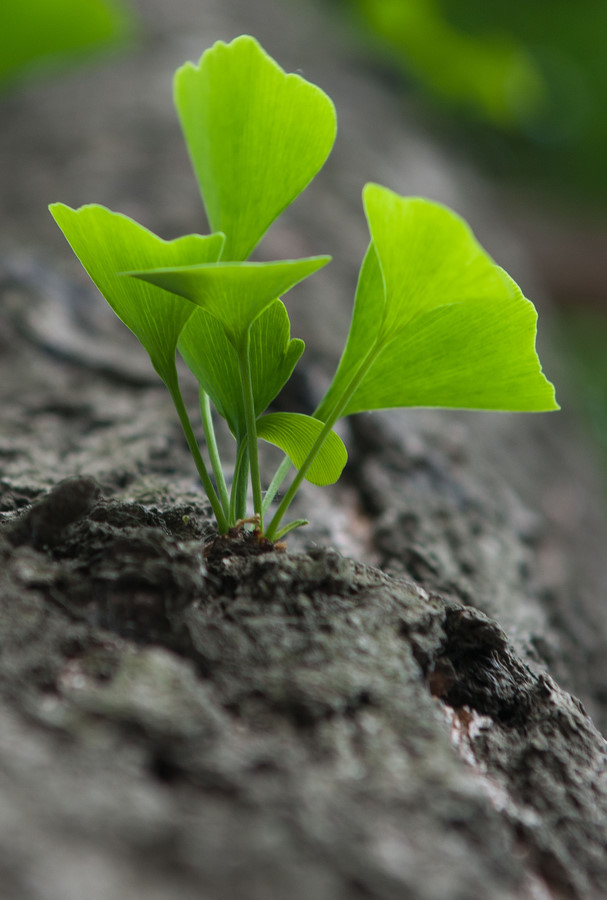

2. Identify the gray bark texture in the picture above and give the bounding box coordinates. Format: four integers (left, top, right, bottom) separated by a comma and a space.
1, 1, 607, 897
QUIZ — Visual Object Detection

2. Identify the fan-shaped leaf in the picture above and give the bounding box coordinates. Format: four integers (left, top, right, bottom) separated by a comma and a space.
174, 35, 337, 261
49, 203, 225, 388
257, 412, 347, 486
126, 256, 330, 350
178, 299, 305, 440
316, 185, 558, 419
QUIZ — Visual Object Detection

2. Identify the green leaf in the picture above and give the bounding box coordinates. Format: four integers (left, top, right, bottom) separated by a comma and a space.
316, 184, 558, 419
274, 519, 309, 540
126, 256, 330, 350
257, 412, 347, 486
344, 267, 559, 412
248, 302, 305, 418
49, 203, 225, 389
174, 34, 337, 260
177, 299, 305, 441
365, 184, 520, 340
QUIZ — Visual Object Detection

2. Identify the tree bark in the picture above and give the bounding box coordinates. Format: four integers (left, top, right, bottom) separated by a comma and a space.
1, 1, 607, 897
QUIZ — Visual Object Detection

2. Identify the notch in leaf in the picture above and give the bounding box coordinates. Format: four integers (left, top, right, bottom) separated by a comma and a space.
174, 34, 337, 261
178, 299, 305, 443
316, 184, 559, 422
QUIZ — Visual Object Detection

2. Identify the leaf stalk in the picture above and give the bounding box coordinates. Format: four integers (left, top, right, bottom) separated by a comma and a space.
238, 331, 264, 531
167, 377, 229, 533
199, 387, 230, 518
265, 340, 381, 540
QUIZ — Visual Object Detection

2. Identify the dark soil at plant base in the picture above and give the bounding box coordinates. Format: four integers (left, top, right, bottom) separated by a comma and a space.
1, 475, 607, 899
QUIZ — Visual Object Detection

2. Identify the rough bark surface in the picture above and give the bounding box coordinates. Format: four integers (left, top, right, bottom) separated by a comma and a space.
1, 1, 607, 898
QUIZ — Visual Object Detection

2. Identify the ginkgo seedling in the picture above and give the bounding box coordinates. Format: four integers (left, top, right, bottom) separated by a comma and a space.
50, 34, 558, 543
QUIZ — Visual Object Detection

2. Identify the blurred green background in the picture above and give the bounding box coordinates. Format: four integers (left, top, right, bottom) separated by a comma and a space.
0, 0, 132, 89
338, 0, 607, 208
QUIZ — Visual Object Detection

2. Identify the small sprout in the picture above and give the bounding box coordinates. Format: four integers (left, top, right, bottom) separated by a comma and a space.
51, 35, 558, 544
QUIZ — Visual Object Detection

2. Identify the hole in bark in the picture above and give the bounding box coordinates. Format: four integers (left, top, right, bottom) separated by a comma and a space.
149, 749, 183, 784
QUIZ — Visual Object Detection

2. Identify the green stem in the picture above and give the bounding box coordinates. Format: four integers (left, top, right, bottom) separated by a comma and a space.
167, 380, 229, 534
238, 332, 264, 531
230, 440, 249, 525
265, 342, 381, 541
262, 454, 292, 515
199, 388, 230, 517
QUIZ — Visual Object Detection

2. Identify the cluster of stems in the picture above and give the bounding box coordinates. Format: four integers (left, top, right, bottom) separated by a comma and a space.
168, 333, 381, 542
